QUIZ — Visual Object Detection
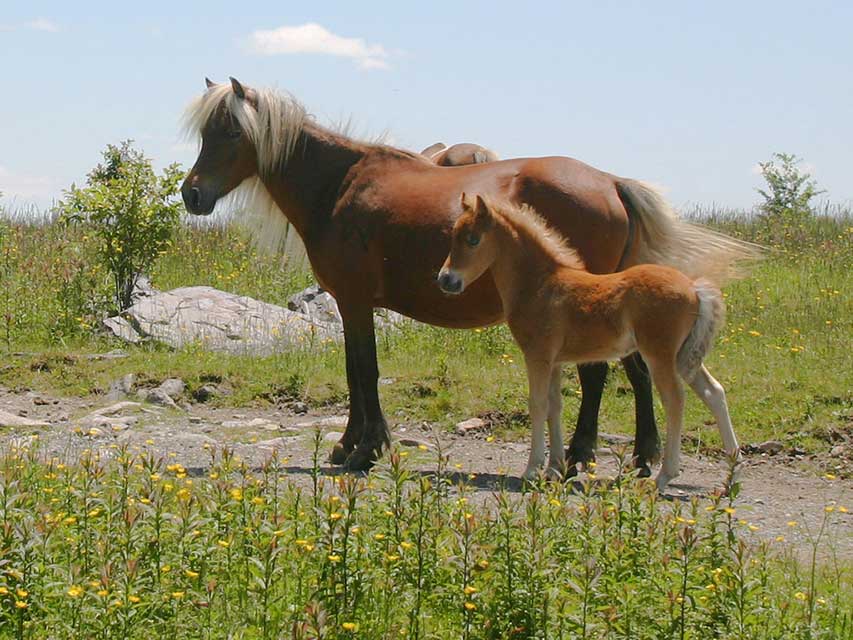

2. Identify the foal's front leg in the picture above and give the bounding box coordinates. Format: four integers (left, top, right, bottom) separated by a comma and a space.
523, 357, 553, 481
546, 364, 566, 479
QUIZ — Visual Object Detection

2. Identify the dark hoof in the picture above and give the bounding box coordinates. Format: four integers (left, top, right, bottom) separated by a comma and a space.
329, 441, 353, 466
565, 448, 595, 470
635, 464, 652, 478
343, 447, 377, 472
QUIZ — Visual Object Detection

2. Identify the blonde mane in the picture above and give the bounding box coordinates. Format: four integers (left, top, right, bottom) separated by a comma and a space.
485, 198, 586, 270
183, 83, 307, 179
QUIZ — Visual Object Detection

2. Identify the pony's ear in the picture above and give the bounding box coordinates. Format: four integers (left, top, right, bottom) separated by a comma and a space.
230, 77, 246, 99
473, 195, 493, 228
205, 77, 216, 89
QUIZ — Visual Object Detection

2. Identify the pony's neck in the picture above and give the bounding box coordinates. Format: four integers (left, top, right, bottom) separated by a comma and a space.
488, 215, 562, 312
261, 122, 366, 240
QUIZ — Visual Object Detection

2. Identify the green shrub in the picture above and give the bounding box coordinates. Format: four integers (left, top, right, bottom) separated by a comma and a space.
60, 141, 183, 312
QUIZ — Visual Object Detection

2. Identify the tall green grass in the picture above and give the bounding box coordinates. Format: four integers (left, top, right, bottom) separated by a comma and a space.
0, 438, 849, 639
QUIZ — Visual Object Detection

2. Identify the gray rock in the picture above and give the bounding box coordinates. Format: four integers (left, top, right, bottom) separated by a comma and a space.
106, 374, 136, 401
104, 286, 340, 354
144, 389, 178, 409
94, 401, 141, 416
398, 437, 432, 449
830, 444, 846, 457
193, 384, 219, 402
188, 416, 203, 424
455, 418, 486, 436
0, 409, 50, 428
294, 415, 348, 429
221, 417, 279, 430
157, 378, 186, 398
757, 440, 784, 455
323, 431, 344, 443
291, 401, 309, 415
600, 432, 634, 445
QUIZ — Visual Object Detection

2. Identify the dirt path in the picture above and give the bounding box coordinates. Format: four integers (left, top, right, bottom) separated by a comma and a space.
2, 386, 851, 558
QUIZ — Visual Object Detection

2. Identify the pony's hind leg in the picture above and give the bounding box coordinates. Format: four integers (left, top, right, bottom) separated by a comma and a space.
565, 362, 608, 475
523, 357, 553, 481
687, 365, 742, 482
546, 364, 566, 479
621, 352, 660, 477
645, 358, 685, 493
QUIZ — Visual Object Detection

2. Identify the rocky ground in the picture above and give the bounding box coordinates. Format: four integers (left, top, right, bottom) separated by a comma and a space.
1, 382, 851, 559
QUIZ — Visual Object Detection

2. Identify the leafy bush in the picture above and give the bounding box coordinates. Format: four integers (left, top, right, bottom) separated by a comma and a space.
60, 141, 183, 312
757, 153, 824, 226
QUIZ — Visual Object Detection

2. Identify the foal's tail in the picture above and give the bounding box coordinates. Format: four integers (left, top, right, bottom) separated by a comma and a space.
615, 180, 762, 284
677, 279, 725, 382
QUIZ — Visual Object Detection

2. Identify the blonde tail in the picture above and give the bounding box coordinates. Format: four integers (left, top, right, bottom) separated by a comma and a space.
616, 180, 762, 284
677, 279, 725, 381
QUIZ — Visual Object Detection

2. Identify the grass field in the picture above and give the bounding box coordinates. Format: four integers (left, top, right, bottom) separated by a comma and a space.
0, 203, 852, 638
1, 206, 851, 461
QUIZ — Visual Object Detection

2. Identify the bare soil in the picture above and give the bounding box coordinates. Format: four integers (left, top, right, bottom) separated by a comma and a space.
1, 386, 850, 559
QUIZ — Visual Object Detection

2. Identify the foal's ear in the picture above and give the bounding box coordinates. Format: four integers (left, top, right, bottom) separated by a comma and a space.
205, 77, 216, 89
473, 195, 492, 226
230, 77, 246, 99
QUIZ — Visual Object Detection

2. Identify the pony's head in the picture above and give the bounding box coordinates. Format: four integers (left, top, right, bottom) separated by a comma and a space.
438, 193, 497, 295
181, 77, 305, 215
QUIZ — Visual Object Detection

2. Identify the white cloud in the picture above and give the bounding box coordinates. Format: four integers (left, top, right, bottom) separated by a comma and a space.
246, 23, 389, 70
26, 18, 59, 32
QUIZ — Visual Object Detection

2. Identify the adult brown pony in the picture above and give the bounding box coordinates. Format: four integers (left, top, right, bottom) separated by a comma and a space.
440, 195, 741, 490
421, 142, 499, 166
181, 77, 757, 472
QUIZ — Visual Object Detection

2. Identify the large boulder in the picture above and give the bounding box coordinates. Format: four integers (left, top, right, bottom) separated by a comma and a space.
104, 286, 340, 355
104, 285, 406, 354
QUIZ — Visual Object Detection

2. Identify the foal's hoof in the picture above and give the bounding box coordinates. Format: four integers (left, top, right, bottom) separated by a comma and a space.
329, 441, 353, 466
343, 447, 377, 472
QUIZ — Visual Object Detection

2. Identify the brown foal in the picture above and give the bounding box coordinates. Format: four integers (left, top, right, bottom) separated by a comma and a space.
439, 195, 741, 491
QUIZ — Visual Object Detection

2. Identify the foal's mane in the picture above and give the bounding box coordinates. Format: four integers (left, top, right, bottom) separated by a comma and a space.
182, 83, 422, 179
486, 198, 586, 270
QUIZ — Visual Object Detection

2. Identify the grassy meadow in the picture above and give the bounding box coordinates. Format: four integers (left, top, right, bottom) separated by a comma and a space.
0, 205, 851, 461
0, 202, 852, 637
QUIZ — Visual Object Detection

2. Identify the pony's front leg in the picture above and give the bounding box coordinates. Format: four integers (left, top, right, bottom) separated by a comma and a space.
338, 304, 391, 472
546, 364, 566, 480
523, 357, 552, 481
329, 326, 366, 465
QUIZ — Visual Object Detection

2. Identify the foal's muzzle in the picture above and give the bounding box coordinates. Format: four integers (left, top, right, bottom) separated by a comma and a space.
437, 268, 463, 295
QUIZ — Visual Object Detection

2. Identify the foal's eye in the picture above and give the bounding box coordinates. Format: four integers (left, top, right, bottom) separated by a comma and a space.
227, 129, 242, 140
466, 233, 481, 247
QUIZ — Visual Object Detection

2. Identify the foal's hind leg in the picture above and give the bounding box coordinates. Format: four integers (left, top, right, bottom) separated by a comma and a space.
546, 364, 566, 479
621, 352, 660, 477
645, 359, 685, 493
687, 365, 742, 483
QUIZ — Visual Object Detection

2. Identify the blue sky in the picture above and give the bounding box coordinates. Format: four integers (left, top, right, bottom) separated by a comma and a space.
2, 1, 851, 211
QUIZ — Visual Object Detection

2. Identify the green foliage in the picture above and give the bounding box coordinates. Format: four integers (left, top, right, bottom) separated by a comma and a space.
0, 444, 849, 639
60, 141, 183, 312
757, 153, 824, 229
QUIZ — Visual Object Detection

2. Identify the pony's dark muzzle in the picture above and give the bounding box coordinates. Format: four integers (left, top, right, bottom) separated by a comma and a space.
181, 181, 215, 216
437, 269, 463, 295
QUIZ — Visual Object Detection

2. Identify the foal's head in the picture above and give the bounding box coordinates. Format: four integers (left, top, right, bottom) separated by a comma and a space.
438, 194, 498, 295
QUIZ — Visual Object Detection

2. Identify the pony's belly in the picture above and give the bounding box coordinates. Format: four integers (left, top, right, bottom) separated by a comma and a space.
558, 330, 637, 364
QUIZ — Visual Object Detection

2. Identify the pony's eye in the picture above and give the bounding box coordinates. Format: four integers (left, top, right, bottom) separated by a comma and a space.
228, 129, 242, 140
466, 233, 480, 247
